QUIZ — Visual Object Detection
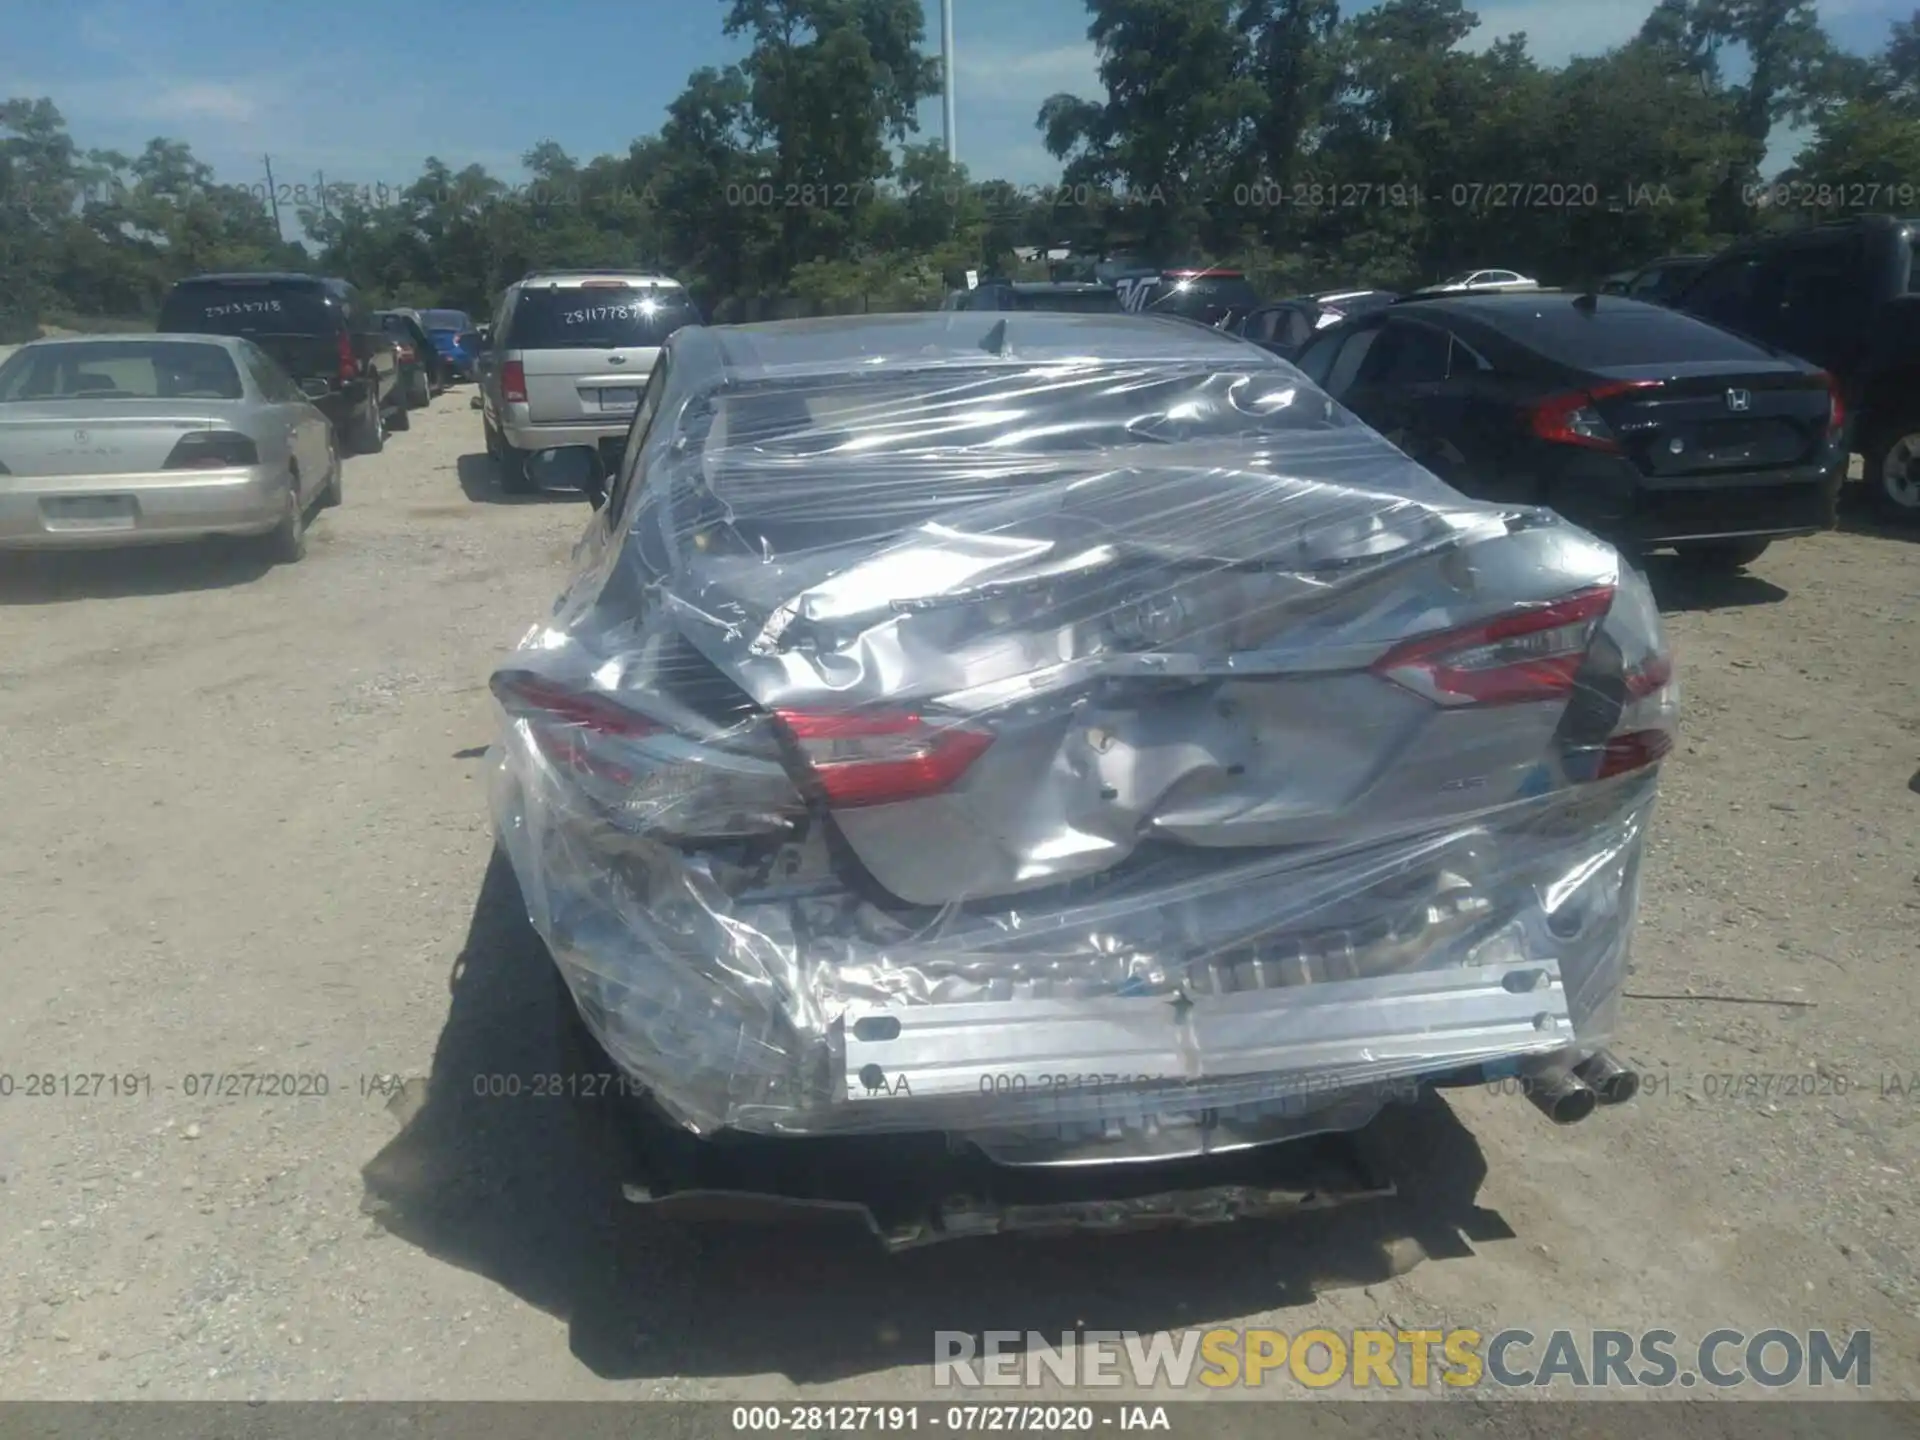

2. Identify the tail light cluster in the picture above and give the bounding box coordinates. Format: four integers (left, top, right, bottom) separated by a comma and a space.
395, 344, 416, 364
501, 360, 528, 403
1373, 582, 1674, 783
1815, 370, 1846, 435
1526, 380, 1658, 453
776, 710, 993, 808
1371, 586, 1615, 707
335, 333, 356, 384
491, 672, 995, 812
164, 430, 259, 469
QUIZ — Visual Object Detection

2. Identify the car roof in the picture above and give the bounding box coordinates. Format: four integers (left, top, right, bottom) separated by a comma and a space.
516, 270, 681, 287
176, 272, 336, 287
697, 312, 1277, 382
12, 332, 252, 350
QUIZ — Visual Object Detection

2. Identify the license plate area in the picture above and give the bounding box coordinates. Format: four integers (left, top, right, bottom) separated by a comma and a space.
42, 495, 138, 530
596, 387, 639, 410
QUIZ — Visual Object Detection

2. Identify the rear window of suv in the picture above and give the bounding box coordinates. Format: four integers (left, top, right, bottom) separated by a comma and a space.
506, 285, 700, 349
159, 282, 337, 335
1140, 275, 1263, 321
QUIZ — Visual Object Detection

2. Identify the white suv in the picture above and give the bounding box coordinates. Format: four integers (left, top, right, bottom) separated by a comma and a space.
478, 270, 700, 491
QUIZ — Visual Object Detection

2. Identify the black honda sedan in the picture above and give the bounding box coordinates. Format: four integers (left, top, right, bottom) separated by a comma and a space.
1293, 290, 1847, 569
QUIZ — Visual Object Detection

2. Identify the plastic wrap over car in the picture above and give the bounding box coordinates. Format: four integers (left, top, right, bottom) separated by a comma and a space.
488, 314, 1677, 1164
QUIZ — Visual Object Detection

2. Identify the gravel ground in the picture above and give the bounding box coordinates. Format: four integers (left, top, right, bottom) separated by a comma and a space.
0, 389, 1915, 1415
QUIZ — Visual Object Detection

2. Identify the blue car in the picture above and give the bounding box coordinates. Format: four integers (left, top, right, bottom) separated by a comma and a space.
420, 308, 477, 382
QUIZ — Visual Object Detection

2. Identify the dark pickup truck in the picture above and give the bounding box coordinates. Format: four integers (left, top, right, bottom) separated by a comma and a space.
156, 273, 403, 454
1675, 216, 1920, 521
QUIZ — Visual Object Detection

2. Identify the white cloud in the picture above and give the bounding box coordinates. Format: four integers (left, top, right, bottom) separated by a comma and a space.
1461, 0, 1647, 62
955, 41, 1100, 102
147, 82, 261, 124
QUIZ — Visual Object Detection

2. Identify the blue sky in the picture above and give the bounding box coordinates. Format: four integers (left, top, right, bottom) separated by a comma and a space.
0, 0, 1910, 198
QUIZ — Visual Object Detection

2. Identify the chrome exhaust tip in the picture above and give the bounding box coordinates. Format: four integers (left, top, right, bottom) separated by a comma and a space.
1522, 1062, 1598, 1125
1574, 1050, 1640, 1106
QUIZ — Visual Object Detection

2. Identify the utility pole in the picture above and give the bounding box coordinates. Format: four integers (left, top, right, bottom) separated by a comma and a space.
262, 154, 284, 240
941, 0, 956, 165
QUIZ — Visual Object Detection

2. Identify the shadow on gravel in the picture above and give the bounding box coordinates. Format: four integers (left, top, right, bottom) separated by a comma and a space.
1640, 554, 1789, 614
456, 452, 594, 507
0, 540, 273, 604
362, 851, 1509, 1385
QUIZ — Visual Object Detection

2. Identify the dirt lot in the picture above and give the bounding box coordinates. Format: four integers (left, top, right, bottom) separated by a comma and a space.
0, 389, 1915, 1412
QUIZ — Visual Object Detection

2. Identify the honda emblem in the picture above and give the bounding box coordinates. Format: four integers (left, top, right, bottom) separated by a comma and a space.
73, 429, 89, 443
1725, 389, 1751, 412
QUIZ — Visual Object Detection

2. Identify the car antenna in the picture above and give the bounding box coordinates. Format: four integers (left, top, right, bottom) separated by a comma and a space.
979, 318, 1009, 355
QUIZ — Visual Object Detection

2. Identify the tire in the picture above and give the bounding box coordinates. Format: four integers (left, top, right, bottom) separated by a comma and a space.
406, 369, 431, 410
1861, 424, 1920, 524
387, 389, 412, 432
264, 477, 307, 564
498, 442, 536, 494
1674, 538, 1771, 571
346, 385, 384, 455
318, 429, 343, 508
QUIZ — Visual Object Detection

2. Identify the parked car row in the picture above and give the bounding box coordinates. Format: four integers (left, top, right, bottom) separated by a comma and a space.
0, 270, 469, 563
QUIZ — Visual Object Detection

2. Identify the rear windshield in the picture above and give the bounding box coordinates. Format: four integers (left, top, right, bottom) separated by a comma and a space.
1012, 289, 1123, 313
1511, 307, 1773, 367
1143, 276, 1262, 321
0, 340, 244, 401
507, 286, 700, 349
421, 309, 471, 331
160, 283, 337, 335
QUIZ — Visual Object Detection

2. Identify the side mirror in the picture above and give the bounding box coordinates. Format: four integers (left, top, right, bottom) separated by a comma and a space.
545, 444, 608, 508
299, 377, 332, 399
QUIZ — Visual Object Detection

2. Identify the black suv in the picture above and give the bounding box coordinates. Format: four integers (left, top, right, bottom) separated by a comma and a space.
939, 281, 1122, 313
157, 273, 403, 454
1675, 216, 1920, 521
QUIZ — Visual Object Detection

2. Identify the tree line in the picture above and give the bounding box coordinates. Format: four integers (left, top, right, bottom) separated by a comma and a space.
5, 0, 1920, 342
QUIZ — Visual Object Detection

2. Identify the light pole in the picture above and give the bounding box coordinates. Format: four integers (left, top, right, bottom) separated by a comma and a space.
941, 0, 957, 165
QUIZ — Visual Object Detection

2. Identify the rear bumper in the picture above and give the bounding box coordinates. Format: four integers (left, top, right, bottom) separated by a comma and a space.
499, 410, 634, 453
496, 736, 1654, 1162
0, 466, 286, 549
1550, 451, 1844, 546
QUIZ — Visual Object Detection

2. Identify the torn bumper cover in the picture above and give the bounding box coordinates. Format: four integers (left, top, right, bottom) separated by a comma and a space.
487, 316, 1675, 1170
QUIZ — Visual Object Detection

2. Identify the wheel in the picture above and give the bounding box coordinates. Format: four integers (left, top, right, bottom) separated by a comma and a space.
498, 442, 536, 494
406, 368, 431, 409
387, 388, 411, 432
263, 477, 307, 564
1861, 424, 1920, 523
346, 385, 384, 455
1674, 538, 1770, 571
318, 429, 343, 508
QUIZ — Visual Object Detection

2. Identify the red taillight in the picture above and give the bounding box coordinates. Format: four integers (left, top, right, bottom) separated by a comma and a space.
1815, 371, 1845, 434
776, 709, 993, 808
163, 431, 259, 469
336, 332, 355, 383
1371, 586, 1616, 707
1596, 728, 1673, 779
501, 359, 527, 403
396, 343, 415, 363
1623, 653, 1673, 700
490, 672, 658, 737
1527, 379, 1659, 452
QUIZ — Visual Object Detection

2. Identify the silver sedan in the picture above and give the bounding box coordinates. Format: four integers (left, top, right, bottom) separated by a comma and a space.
0, 333, 341, 562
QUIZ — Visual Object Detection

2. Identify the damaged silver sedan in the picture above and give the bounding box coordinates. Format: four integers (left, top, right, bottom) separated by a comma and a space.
488, 312, 1676, 1240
